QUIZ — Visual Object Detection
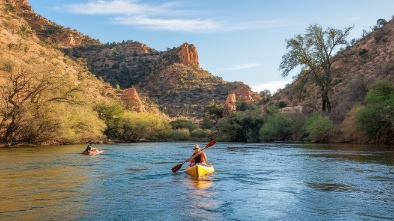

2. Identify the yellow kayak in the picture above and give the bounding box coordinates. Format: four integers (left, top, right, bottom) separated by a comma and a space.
185, 163, 214, 177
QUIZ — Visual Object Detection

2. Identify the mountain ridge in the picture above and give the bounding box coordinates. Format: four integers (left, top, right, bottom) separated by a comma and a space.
11, 0, 259, 119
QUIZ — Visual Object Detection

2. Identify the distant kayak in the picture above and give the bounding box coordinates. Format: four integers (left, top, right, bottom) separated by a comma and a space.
82, 149, 104, 155
185, 163, 214, 177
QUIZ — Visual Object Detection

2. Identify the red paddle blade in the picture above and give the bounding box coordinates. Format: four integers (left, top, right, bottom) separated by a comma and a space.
205, 140, 216, 148
171, 163, 183, 173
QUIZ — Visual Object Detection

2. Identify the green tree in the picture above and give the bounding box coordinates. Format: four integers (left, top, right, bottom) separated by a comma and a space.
217, 110, 263, 142
0, 60, 104, 145
259, 89, 271, 102
95, 104, 124, 139
376, 18, 388, 28
356, 80, 394, 144
279, 24, 353, 112
204, 101, 224, 124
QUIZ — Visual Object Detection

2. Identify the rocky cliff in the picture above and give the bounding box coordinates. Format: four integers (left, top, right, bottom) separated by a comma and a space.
118, 88, 145, 112
269, 18, 394, 123
233, 85, 255, 104
10, 0, 259, 120
8, 0, 100, 48
61, 39, 251, 119
177, 43, 199, 66
225, 94, 237, 113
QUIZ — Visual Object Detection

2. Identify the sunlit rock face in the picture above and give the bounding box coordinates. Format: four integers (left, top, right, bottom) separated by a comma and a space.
225, 93, 237, 113
234, 85, 254, 104
177, 43, 199, 66
119, 88, 145, 112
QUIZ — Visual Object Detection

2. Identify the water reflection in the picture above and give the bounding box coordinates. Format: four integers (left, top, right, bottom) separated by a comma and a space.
1, 143, 393, 220
0, 146, 93, 220
184, 176, 223, 220
187, 176, 213, 189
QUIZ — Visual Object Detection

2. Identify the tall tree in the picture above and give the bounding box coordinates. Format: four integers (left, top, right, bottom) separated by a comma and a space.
279, 24, 353, 112
0, 60, 105, 144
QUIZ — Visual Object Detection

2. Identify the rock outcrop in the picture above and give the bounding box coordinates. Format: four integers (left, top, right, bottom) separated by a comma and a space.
224, 93, 237, 116
177, 43, 199, 66
280, 105, 303, 114
11, 0, 101, 48
234, 85, 254, 104
7, 0, 31, 12
119, 88, 145, 112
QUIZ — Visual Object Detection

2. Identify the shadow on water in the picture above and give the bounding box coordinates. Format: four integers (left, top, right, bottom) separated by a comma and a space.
305, 182, 358, 192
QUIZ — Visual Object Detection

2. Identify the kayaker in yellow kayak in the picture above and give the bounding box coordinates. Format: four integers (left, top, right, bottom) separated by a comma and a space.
187, 144, 208, 165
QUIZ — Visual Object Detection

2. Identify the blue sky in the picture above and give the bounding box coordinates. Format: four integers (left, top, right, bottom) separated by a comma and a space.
29, 0, 394, 93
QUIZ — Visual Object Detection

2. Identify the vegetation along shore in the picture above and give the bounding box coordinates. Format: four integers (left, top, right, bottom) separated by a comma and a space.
0, 1, 393, 147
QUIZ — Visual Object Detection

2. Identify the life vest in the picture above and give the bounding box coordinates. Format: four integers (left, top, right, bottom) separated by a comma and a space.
194, 153, 202, 163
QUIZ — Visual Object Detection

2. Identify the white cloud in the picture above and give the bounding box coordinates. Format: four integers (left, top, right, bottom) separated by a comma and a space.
62, 0, 187, 16
250, 80, 290, 93
60, 0, 282, 33
217, 63, 261, 71
112, 16, 219, 32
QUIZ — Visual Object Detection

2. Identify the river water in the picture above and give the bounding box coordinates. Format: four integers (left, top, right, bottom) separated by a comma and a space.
0, 142, 393, 221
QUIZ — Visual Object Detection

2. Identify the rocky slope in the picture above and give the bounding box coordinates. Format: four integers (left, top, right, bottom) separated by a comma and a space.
60, 38, 258, 119
0, 0, 115, 104
269, 18, 394, 123
9, 0, 260, 119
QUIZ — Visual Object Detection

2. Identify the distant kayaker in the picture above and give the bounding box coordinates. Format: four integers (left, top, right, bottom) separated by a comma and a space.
187, 144, 208, 165
84, 142, 98, 152
84, 142, 92, 153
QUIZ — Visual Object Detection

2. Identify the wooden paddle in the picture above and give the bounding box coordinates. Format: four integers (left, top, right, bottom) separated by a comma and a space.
171, 140, 216, 173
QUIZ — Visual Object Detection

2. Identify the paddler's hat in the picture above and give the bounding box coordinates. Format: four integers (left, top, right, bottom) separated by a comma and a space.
193, 144, 200, 150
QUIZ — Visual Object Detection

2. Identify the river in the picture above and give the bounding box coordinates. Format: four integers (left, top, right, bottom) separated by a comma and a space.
0, 142, 393, 221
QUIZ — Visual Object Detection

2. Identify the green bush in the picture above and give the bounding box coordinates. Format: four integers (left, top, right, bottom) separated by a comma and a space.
217, 110, 264, 142
121, 112, 172, 142
191, 128, 212, 139
200, 119, 214, 129
358, 48, 368, 55
260, 113, 292, 142
170, 119, 197, 132
276, 101, 287, 108
304, 112, 335, 143
356, 80, 394, 144
168, 129, 190, 141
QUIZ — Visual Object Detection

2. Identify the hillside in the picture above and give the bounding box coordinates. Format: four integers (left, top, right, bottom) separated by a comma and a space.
8, 0, 258, 120
0, 0, 120, 145
269, 19, 394, 124
61, 42, 252, 118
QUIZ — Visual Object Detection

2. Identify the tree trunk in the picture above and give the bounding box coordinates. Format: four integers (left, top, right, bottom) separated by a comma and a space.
321, 92, 331, 112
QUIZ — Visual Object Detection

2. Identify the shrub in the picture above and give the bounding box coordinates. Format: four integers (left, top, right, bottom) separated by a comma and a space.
217, 110, 264, 142
356, 80, 394, 144
304, 112, 336, 143
276, 101, 287, 108
168, 129, 190, 141
358, 48, 368, 56
260, 113, 292, 141
170, 119, 197, 132
191, 129, 212, 139
338, 105, 366, 143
